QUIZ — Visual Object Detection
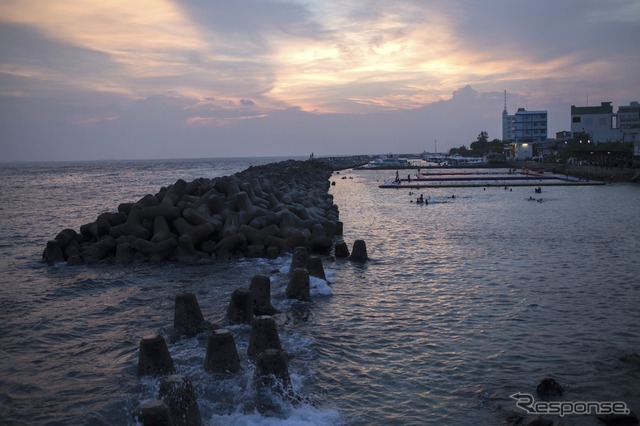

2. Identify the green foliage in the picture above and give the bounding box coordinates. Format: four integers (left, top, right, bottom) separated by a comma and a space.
451, 131, 510, 157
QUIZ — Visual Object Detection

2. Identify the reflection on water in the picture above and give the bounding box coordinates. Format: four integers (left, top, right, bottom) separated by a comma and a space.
0, 162, 638, 425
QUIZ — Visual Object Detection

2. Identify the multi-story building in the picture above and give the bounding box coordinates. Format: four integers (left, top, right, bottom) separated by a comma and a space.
513, 108, 547, 143
617, 101, 640, 129
570, 102, 617, 143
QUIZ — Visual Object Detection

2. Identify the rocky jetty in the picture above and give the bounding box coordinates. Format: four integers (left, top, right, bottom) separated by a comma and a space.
43, 159, 356, 265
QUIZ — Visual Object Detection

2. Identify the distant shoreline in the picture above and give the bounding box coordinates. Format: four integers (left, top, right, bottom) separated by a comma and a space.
523, 162, 640, 184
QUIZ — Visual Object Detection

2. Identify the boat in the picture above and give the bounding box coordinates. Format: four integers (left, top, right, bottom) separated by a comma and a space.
421, 152, 485, 166
363, 154, 411, 169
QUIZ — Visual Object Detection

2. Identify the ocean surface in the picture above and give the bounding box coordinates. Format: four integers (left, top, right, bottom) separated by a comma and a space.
1, 158, 639, 425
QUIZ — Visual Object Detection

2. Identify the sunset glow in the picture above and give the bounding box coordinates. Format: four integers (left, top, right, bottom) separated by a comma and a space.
1, 0, 638, 160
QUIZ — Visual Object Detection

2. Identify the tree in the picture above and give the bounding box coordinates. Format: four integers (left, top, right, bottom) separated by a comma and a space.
470, 131, 489, 153
477, 131, 488, 144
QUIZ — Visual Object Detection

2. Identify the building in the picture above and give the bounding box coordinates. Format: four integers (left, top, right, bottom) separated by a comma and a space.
513, 108, 548, 143
501, 92, 547, 143
508, 142, 533, 161
570, 102, 619, 143
617, 101, 640, 129
502, 91, 515, 142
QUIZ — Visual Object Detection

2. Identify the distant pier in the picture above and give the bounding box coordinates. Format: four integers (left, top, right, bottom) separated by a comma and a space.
379, 170, 605, 188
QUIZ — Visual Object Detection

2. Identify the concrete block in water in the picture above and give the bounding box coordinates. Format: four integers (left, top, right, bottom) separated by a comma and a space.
239, 224, 280, 245
161, 179, 187, 206
323, 221, 337, 238
141, 205, 181, 221
334, 241, 349, 258
172, 217, 193, 237
182, 207, 222, 232
254, 348, 291, 393
109, 205, 149, 240
176, 235, 198, 263
283, 229, 306, 250
151, 216, 176, 243
81, 236, 117, 264
308, 235, 333, 255
136, 194, 160, 208
186, 223, 215, 247
115, 242, 135, 264
214, 232, 247, 259
226, 288, 253, 323
89, 218, 112, 240
55, 228, 81, 248
246, 244, 266, 258
349, 239, 368, 262
43, 240, 65, 265
289, 246, 309, 274
266, 245, 280, 259
159, 374, 202, 426
308, 256, 326, 280
132, 238, 177, 263
65, 250, 83, 266
286, 268, 311, 302
204, 329, 241, 374
134, 399, 173, 426
97, 211, 126, 227
536, 378, 564, 397
137, 335, 175, 376
249, 274, 279, 316
173, 293, 212, 340
248, 315, 282, 359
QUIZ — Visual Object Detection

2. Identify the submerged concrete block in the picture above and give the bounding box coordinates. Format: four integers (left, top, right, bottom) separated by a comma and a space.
134, 399, 173, 426
159, 374, 202, 426
286, 268, 311, 302
226, 288, 253, 324
137, 335, 175, 376
349, 239, 368, 262
247, 315, 282, 359
249, 275, 279, 316
204, 329, 241, 374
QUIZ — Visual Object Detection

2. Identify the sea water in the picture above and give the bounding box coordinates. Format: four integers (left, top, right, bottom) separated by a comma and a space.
0, 159, 639, 425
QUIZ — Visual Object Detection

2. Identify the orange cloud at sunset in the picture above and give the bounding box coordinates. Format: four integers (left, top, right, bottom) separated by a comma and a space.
0, 0, 638, 161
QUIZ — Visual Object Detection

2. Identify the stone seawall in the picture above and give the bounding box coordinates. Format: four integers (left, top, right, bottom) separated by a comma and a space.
525, 162, 640, 183
42, 157, 369, 266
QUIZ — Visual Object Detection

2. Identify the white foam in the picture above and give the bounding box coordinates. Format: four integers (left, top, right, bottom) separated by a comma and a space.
206, 404, 344, 426
277, 255, 293, 274
324, 267, 335, 285
310, 276, 332, 296
281, 334, 316, 361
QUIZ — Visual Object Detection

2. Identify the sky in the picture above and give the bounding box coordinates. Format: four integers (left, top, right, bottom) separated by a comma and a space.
1, 0, 639, 161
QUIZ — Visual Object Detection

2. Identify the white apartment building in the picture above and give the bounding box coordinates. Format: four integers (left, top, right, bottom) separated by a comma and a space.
570, 101, 640, 143
571, 102, 618, 142
513, 108, 548, 143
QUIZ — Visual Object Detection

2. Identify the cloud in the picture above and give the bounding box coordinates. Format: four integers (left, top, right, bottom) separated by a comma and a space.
0, 1, 639, 161
0, 86, 509, 161
0, 22, 125, 97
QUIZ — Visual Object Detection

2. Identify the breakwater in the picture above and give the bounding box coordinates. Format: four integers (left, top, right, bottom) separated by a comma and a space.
42, 158, 369, 266
525, 162, 640, 183
37, 156, 375, 424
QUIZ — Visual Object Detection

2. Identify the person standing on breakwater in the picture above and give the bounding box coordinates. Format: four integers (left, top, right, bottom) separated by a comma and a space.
395, 170, 400, 183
